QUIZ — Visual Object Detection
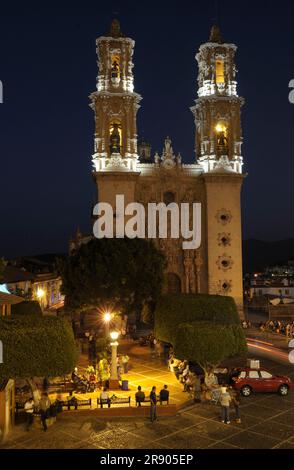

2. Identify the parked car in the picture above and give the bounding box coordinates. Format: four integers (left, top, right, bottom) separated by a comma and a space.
232, 367, 291, 397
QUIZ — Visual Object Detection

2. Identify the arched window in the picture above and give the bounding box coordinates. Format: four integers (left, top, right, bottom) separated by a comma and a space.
215, 58, 225, 84
109, 121, 122, 154
111, 55, 120, 81
167, 273, 181, 294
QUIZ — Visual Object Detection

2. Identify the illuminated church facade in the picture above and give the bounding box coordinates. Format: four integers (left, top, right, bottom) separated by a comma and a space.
74, 20, 245, 313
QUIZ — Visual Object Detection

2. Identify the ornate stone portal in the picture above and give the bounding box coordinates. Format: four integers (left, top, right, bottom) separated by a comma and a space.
89, 20, 245, 314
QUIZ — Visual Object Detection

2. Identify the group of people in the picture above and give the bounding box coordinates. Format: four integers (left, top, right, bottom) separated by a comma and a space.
135, 385, 170, 422
24, 392, 52, 432
169, 358, 242, 425
260, 319, 294, 338
242, 320, 252, 329
169, 359, 202, 403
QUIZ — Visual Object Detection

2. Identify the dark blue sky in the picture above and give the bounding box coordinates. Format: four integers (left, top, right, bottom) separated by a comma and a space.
1, 0, 294, 257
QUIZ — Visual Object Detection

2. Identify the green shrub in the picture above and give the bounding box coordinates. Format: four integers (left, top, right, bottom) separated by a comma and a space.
0, 316, 78, 381
155, 294, 240, 342
11, 300, 42, 317
173, 321, 247, 370
154, 294, 246, 371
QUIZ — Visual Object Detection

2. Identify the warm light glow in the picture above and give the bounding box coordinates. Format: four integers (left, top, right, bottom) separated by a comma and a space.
110, 331, 119, 341
216, 59, 225, 84
215, 123, 227, 134
104, 312, 112, 323
37, 288, 45, 299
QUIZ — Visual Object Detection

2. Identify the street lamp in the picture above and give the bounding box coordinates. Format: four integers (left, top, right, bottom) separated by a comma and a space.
109, 331, 120, 390
37, 288, 45, 309
103, 311, 112, 338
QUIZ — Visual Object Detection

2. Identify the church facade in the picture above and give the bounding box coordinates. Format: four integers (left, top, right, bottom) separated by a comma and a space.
87, 20, 245, 313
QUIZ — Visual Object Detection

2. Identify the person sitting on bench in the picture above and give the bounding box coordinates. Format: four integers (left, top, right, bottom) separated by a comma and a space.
135, 386, 145, 406
159, 385, 169, 404
99, 387, 110, 408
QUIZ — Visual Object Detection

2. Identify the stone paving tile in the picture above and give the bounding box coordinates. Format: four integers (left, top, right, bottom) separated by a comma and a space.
172, 412, 208, 428
274, 441, 294, 449
256, 395, 294, 411
241, 404, 280, 419
92, 429, 149, 449
249, 421, 294, 441
229, 414, 263, 429
223, 431, 281, 449
206, 441, 241, 449
185, 405, 220, 420
192, 420, 241, 441
269, 410, 294, 426
126, 422, 180, 440
156, 430, 215, 449
137, 441, 169, 449
22, 431, 86, 449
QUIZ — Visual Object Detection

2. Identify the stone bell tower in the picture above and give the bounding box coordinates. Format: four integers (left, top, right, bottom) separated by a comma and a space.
191, 25, 246, 314
90, 19, 142, 173
91, 20, 141, 218
191, 25, 244, 174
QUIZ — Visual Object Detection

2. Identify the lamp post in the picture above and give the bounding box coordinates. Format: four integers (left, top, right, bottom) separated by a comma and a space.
103, 312, 111, 338
109, 331, 120, 390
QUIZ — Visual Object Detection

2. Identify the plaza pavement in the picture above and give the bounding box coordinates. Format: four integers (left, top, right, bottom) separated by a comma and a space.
2, 338, 294, 449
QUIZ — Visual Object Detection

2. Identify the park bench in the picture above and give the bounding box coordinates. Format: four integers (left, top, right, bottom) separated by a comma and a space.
136, 396, 169, 406
15, 402, 25, 414
59, 398, 92, 410
97, 396, 131, 408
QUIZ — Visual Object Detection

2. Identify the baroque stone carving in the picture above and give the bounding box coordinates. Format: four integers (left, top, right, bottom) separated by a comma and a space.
215, 209, 232, 225
216, 254, 234, 271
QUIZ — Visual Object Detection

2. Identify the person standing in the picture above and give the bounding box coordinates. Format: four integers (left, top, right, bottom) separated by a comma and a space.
39, 392, 51, 432
121, 354, 130, 373
220, 386, 231, 424
193, 375, 202, 403
229, 386, 242, 424
24, 397, 35, 431
150, 386, 157, 422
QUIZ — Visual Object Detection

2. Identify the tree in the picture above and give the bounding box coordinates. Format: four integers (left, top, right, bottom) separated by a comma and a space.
155, 294, 247, 374
173, 321, 247, 373
0, 258, 7, 284
58, 238, 166, 320
0, 316, 78, 399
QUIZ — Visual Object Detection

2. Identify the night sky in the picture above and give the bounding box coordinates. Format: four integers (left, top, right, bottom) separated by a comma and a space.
1, 0, 294, 258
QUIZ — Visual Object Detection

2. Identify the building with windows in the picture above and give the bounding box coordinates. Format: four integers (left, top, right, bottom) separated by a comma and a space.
73, 20, 246, 314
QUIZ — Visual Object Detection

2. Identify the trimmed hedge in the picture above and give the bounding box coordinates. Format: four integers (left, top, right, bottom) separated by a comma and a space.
173, 321, 247, 369
0, 316, 78, 381
12, 300, 42, 317
155, 294, 240, 343
154, 294, 246, 369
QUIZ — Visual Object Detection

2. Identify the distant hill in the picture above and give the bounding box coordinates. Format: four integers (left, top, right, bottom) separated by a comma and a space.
243, 239, 294, 273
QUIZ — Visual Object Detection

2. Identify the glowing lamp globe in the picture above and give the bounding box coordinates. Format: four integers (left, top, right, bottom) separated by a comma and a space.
110, 331, 119, 341
104, 312, 111, 323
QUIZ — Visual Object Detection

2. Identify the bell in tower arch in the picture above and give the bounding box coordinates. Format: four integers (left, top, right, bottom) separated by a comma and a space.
110, 123, 121, 154
215, 124, 229, 157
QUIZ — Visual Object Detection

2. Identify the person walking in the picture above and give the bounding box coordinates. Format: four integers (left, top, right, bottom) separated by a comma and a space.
24, 397, 35, 431
121, 354, 130, 373
39, 392, 51, 432
220, 386, 231, 424
150, 386, 157, 422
